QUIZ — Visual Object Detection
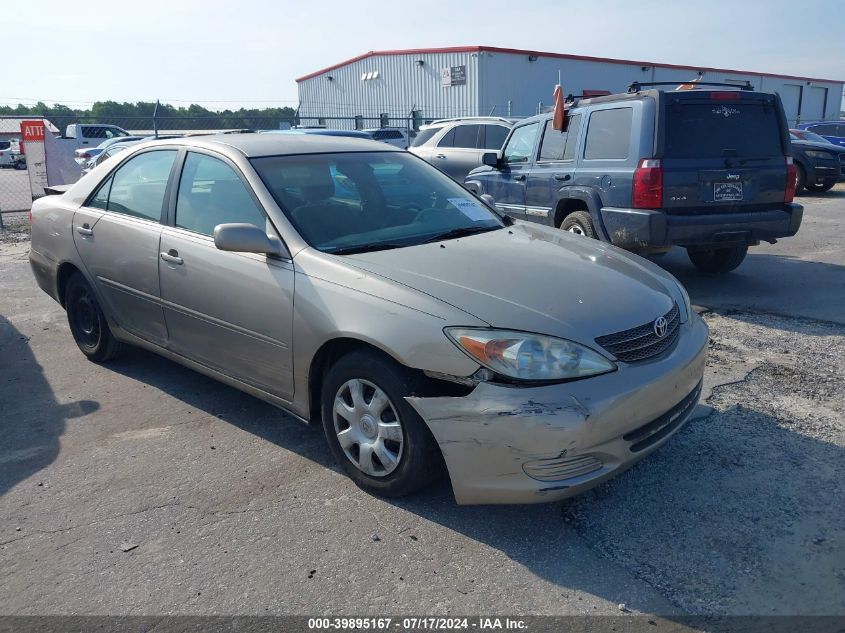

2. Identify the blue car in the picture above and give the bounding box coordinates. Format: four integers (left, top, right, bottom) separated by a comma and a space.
796, 121, 845, 148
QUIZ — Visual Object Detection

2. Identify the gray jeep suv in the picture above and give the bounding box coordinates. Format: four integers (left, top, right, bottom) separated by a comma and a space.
465, 83, 804, 274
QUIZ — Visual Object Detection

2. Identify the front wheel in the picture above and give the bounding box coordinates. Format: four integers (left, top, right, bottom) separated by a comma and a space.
804, 180, 837, 193
687, 245, 748, 274
321, 351, 442, 498
794, 163, 806, 193
65, 272, 124, 361
560, 210, 597, 238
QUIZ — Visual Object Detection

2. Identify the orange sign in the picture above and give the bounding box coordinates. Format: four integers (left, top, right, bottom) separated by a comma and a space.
20, 120, 45, 142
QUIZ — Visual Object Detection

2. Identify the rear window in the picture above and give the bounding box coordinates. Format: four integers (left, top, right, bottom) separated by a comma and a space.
584, 108, 632, 160
410, 127, 442, 147
665, 102, 783, 158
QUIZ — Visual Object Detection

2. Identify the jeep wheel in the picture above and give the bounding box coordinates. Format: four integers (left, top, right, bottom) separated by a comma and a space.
687, 245, 748, 274
794, 163, 806, 193
321, 350, 443, 498
560, 211, 597, 238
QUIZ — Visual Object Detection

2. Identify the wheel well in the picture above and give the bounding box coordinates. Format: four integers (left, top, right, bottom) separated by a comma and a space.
56, 262, 81, 308
307, 337, 472, 423
553, 198, 590, 228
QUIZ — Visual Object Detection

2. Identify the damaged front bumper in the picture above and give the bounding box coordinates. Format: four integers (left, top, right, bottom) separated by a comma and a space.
406, 314, 709, 505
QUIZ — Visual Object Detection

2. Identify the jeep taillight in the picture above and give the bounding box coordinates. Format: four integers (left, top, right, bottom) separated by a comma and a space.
632, 159, 662, 209
784, 156, 797, 203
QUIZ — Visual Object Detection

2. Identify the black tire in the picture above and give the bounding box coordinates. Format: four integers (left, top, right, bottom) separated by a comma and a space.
805, 180, 837, 193
321, 350, 442, 498
14, 161, 26, 170
687, 245, 748, 274
794, 163, 806, 193
65, 272, 124, 362
560, 210, 597, 238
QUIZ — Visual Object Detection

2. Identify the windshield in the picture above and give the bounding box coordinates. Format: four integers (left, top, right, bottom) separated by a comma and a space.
252, 152, 504, 254
801, 131, 833, 144
410, 127, 442, 147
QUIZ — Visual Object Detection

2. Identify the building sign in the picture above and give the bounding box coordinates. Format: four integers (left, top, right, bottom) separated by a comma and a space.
441, 65, 467, 87
20, 120, 48, 199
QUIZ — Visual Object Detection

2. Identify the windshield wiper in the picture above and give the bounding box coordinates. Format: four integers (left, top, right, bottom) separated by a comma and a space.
327, 243, 409, 255
420, 225, 500, 244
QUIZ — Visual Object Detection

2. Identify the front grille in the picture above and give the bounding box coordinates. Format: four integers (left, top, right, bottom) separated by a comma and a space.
623, 381, 702, 452
522, 454, 603, 482
596, 304, 680, 363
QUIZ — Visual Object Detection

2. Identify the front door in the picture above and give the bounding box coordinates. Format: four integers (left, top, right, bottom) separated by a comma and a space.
524, 117, 580, 226
72, 149, 178, 346
488, 121, 541, 219
158, 150, 295, 399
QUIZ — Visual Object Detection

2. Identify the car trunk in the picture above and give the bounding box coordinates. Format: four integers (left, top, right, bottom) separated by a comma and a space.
658, 92, 788, 215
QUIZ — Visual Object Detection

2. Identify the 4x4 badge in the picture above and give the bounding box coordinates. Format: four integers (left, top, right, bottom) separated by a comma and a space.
653, 316, 668, 338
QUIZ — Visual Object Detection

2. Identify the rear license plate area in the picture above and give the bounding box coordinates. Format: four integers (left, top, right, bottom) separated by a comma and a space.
714, 182, 743, 202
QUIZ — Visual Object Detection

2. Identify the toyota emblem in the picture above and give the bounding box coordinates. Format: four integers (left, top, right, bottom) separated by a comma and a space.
653, 316, 668, 338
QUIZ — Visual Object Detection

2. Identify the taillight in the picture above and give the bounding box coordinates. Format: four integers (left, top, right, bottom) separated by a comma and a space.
784, 156, 797, 203
710, 91, 741, 101
632, 159, 662, 209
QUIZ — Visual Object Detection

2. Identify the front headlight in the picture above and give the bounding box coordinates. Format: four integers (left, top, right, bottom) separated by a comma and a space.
806, 150, 834, 160
444, 328, 616, 382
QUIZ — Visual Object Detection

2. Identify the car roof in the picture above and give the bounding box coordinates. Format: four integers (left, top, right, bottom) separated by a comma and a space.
138, 132, 400, 157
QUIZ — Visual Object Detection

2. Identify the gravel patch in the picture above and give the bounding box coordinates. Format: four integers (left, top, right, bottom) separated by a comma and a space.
0, 213, 31, 244
563, 310, 845, 615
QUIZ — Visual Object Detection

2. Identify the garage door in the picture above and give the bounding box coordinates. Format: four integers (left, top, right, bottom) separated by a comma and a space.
801, 87, 827, 123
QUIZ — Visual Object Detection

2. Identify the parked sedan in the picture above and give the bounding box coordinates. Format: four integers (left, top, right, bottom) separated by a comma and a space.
29, 134, 707, 505
74, 135, 145, 165
789, 132, 845, 192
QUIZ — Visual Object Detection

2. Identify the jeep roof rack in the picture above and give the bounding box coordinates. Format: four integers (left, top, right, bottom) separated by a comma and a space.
627, 80, 753, 93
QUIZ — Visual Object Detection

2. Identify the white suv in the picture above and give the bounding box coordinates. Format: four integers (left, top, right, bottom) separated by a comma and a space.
408, 117, 515, 181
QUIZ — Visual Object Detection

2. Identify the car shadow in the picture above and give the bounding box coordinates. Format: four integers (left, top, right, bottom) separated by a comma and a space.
0, 316, 99, 497
98, 345, 843, 616
650, 250, 845, 331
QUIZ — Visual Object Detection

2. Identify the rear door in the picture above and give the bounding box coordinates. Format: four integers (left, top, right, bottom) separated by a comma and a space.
431, 124, 482, 180
660, 92, 787, 215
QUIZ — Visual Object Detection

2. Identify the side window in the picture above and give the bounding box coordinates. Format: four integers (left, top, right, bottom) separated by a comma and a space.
452, 124, 481, 149
107, 150, 177, 221
563, 114, 582, 161
89, 176, 112, 210
503, 122, 540, 164
809, 124, 834, 135
584, 108, 633, 160
481, 125, 510, 150
538, 120, 568, 161
176, 152, 266, 236
437, 128, 456, 148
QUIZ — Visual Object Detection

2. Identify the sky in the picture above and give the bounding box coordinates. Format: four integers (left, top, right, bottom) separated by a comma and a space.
4, 0, 845, 111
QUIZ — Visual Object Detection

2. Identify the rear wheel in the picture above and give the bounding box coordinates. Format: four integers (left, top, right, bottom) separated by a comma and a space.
687, 245, 748, 274
321, 351, 442, 498
794, 163, 806, 193
65, 272, 124, 362
805, 180, 837, 193
560, 210, 597, 238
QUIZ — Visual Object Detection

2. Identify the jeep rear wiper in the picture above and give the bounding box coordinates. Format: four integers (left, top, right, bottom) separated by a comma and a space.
420, 225, 501, 244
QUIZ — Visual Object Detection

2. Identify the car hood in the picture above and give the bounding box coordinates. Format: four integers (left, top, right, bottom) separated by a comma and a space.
341, 222, 678, 346
793, 139, 845, 153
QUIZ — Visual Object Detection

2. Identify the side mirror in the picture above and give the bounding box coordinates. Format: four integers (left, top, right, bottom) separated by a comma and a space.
213, 223, 287, 257
482, 152, 501, 169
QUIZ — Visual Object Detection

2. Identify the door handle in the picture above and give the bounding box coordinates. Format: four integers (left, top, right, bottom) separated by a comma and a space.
76, 226, 94, 236
553, 174, 571, 182
435, 154, 447, 159
160, 249, 183, 265
513, 174, 526, 181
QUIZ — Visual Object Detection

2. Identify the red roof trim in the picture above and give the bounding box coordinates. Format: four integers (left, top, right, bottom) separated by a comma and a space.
295, 45, 844, 85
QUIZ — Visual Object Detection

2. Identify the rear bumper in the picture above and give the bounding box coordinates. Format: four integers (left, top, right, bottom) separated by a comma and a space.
600, 204, 803, 249
29, 248, 61, 304
406, 314, 709, 505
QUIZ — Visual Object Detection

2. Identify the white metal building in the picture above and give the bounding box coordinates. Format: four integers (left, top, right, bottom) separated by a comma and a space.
296, 46, 843, 127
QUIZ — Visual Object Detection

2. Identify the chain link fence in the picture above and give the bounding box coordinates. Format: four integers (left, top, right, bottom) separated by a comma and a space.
0, 114, 428, 214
